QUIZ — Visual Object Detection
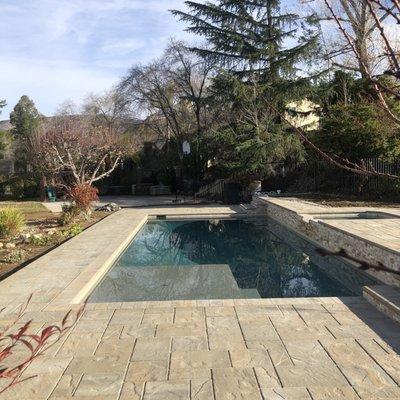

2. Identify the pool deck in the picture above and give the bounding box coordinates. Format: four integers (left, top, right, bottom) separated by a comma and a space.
260, 196, 400, 254
0, 204, 400, 399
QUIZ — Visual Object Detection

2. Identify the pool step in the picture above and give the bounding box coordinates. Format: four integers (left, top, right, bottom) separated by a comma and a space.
363, 285, 400, 324
90, 264, 261, 302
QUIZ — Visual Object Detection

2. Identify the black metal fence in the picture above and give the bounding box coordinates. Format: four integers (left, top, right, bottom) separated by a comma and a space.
265, 158, 400, 197
196, 179, 252, 204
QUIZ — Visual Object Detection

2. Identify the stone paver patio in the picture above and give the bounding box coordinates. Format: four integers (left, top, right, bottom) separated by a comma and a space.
1, 297, 400, 399
0, 203, 399, 399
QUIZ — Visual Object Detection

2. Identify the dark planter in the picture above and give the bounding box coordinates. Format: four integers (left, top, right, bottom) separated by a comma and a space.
223, 182, 243, 204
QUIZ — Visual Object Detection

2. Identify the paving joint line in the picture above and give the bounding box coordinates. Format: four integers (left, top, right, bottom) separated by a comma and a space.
268, 316, 294, 366
233, 306, 248, 349
93, 309, 115, 355
46, 356, 75, 400
321, 304, 343, 326
317, 339, 361, 399
117, 337, 137, 400
306, 387, 315, 400
166, 337, 173, 381
252, 366, 265, 400
266, 348, 284, 388
355, 338, 399, 386
210, 369, 217, 400
292, 304, 309, 327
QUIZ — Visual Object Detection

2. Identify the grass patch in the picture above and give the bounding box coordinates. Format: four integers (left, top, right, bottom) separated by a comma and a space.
0, 201, 49, 216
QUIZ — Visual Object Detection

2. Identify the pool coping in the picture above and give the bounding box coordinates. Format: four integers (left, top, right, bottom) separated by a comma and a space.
0, 203, 389, 312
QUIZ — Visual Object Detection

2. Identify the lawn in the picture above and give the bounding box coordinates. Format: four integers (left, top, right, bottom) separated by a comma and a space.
0, 201, 51, 219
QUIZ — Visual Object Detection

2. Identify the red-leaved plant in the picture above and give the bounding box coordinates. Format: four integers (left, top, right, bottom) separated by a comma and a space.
69, 183, 99, 214
0, 295, 85, 394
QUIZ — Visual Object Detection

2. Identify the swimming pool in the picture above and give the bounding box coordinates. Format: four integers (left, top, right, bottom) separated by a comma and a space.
88, 218, 376, 302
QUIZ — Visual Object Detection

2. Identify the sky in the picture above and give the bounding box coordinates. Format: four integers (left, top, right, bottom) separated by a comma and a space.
0, 0, 193, 118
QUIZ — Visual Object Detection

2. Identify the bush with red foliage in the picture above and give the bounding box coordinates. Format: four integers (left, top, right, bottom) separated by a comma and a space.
69, 183, 99, 212
0, 295, 85, 394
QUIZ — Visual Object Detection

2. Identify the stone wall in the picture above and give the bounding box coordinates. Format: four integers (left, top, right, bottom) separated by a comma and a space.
253, 198, 400, 287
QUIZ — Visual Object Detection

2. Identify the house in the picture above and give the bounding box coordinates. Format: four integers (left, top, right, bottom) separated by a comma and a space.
285, 99, 320, 131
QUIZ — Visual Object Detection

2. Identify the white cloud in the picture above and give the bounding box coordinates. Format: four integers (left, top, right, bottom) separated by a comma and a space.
100, 39, 146, 55
0, 59, 118, 117
0, 0, 195, 117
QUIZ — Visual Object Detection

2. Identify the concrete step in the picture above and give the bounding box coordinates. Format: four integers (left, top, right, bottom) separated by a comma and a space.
89, 264, 259, 302
363, 285, 400, 324
239, 288, 261, 299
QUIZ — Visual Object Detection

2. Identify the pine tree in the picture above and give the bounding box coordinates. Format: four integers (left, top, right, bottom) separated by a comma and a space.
171, 0, 318, 83
10, 96, 42, 178
10, 95, 41, 138
172, 1, 319, 180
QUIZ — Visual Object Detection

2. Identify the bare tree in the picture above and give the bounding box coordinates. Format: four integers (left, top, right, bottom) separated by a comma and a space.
28, 114, 135, 190
119, 41, 221, 158
320, 0, 400, 124
83, 89, 131, 134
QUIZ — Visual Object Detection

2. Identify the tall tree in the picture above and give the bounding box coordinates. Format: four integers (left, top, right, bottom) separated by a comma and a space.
83, 89, 131, 135
119, 41, 221, 159
172, 1, 319, 180
321, 0, 400, 125
10, 96, 41, 138
10, 96, 43, 197
172, 0, 319, 82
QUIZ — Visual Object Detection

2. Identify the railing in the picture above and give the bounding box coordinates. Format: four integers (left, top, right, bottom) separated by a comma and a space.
196, 179, 225, 201
272, 157, 400, 195
196, 179, 253, 204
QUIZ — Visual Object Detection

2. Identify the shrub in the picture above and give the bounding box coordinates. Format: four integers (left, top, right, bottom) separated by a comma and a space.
62, 223, 84, 238
0, 207, 25, 238
29, 234, 54, 246
69, 184, 99, 212
3, 249, 27, 264
0, 295, 85, 395
58, 204, 80, 226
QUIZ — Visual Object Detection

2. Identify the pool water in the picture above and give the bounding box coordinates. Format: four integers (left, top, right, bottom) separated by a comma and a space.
88, 218, 376, 302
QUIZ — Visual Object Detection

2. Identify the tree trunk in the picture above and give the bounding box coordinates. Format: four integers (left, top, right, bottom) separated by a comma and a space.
39, 175, 47, 202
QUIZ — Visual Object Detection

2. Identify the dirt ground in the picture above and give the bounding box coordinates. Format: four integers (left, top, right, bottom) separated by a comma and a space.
285, 193, 400, 208
0, 202, 110, 279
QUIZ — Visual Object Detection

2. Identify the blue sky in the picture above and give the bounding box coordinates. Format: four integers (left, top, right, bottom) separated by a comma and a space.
0, 0, 193, 117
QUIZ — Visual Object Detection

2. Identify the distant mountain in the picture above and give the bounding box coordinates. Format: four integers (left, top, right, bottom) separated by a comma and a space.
0, 120, 12, 132
0, 116, 143, 133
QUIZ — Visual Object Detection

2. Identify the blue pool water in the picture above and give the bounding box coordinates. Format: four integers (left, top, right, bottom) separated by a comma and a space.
88, 218, 376, 302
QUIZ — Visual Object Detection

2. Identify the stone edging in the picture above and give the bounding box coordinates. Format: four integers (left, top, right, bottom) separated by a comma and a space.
254, 197, 400, 286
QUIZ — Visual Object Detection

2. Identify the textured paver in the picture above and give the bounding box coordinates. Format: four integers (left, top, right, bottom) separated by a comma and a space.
0, 205, 399, 399
1, 297, 399, 399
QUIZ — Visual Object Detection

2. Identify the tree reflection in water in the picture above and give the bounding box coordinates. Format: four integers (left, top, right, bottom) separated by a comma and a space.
105, 218, 370, 299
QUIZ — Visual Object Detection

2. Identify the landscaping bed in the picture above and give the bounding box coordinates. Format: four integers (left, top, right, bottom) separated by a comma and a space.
0, 202, 110, 279
284, 193, 400, 208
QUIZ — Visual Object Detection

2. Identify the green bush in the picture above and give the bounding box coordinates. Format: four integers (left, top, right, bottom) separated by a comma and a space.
62, 223, 84, 238
0, 207, 25, 238
58, 204, 80, 226
29, 234, 54, 246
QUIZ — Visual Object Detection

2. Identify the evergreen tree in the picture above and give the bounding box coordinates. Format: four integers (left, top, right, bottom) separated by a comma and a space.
10, 95, 41, 138
172, 0, 318, 83
9, 96, 42, 182
172, 1, 319, 180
